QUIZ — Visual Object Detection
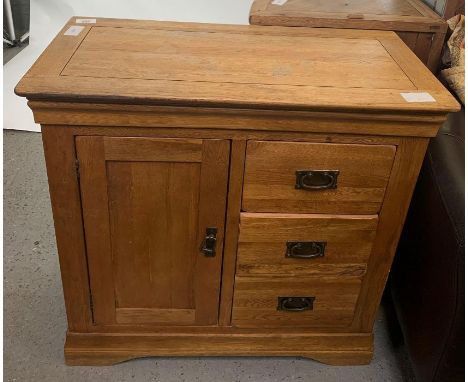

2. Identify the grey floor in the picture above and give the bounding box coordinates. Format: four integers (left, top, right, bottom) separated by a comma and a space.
4, 130, 416, 382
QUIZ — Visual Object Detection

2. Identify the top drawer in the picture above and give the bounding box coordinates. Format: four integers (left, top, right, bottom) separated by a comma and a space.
242, 141, 396, 214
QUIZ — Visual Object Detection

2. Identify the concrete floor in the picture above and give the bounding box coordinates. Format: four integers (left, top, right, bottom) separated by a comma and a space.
4, 130, 416, 381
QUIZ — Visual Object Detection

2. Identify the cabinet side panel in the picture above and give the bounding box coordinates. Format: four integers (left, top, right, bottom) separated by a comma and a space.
352, 137, 429, 331
426, 31, 446, 73
76, 136, 116, 325
41, 126, 92, 331
396, 31, 418, 51
413, 32, 433, 67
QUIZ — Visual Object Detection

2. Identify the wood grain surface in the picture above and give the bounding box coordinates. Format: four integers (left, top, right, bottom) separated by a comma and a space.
15, 18, 459, 113
232, 276, 362, 328
243, 140, 396, 214
76, 136, 230, 326
249, 0, 448, 72
28, 101, 447, 137
19, 16, 459, 367
351, 136, 430, 331
250, 0, 444, 27
63, 27, 413, 90
65, 331, 373, 366
41, 127, 93, 331
218, 140, 247, 326
237, 213, 377, 277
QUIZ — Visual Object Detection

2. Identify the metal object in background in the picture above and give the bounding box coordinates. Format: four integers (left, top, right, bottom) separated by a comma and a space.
4, 0, 16, 42
3, 0, 30, 64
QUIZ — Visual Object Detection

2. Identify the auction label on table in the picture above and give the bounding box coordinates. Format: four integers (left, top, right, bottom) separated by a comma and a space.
64, 26, 85, 36
400, 92, 436, 102
76, 18, 97, 24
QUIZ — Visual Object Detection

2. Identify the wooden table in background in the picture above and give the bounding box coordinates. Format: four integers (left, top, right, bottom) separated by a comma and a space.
250, 0, 448, 72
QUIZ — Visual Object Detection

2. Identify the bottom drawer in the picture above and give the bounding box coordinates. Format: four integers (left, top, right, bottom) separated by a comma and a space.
231, 277, 361, 328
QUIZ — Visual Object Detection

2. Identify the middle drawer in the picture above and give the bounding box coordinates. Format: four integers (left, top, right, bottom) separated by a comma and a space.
237, 213, 378, 277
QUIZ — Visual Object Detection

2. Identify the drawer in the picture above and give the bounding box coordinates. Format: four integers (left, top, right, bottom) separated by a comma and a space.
242, 141, 396, 214
231, 276, 361, 328
237, 213, 377, 277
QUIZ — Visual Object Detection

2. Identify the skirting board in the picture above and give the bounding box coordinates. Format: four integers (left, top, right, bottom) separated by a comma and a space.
65, 331, 374, 366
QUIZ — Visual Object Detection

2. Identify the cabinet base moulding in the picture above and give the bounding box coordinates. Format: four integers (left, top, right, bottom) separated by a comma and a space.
64, 331, 373, 366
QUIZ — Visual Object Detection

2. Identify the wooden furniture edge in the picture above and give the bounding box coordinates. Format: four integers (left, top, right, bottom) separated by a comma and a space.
15, 19, 458, 114
41, 126, 93, 331
218, 140, 247, 325
67, 16, 439, 36
15, 14, 426, 95
29, 102, 448, 138
248, 0, 449, 73
426, 30, 449, 72
249, 0, 447, 32
443, 0, 465, 19
378, 32, 446, 91
64, 331, 373, 366
249, 14, 445, 33
249, 0, 270, 17
406, 0, 448, 21
351, 136, 430, 331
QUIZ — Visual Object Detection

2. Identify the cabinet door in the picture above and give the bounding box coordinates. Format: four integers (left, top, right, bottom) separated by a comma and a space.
76, 136, 230, 326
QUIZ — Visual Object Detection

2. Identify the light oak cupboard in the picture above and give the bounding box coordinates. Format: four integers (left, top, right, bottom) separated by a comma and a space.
16, 17, 459, 366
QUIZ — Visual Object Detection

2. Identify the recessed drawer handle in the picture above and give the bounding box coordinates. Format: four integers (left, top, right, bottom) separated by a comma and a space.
277, 297, 315, 312
286, 241, 326, 259
295, 170, 339, 190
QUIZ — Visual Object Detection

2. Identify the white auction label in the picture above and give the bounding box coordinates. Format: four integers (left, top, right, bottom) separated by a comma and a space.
76, 18, 96, 24
64, 25, 85, 36
271, 0, 289, 5
400, 92, 436, 103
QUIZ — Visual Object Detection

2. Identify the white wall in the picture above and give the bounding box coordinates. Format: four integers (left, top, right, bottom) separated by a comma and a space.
3, 0, 254, 132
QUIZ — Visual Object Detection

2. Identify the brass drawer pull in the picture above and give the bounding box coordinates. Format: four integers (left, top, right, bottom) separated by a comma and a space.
295, 170, 339, 190
277, 297, 315, 312
200, 227, 217, 257
286, 241, 326, 259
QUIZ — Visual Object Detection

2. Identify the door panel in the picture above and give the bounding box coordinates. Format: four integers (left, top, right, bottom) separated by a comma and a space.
76, 136, 230, 326
107, 162, 199, 311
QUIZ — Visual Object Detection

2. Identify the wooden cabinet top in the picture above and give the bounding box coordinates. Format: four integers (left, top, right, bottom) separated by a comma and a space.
16, 17, 458, 114
250, 0, 446, 32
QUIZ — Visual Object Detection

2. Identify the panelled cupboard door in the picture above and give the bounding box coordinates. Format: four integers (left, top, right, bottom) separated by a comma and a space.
75, 136, 230, 326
